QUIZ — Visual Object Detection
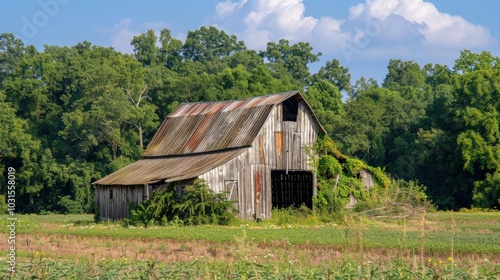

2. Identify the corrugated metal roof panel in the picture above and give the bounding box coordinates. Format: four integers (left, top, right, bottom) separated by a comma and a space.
94, 148, 247, 186
142, 91, 324, 157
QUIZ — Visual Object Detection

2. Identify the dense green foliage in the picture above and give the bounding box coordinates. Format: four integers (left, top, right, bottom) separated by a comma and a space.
1, 27, 499, 214
127, 179, 237, 227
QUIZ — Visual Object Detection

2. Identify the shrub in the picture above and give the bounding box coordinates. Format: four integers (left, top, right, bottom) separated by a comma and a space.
358, 179, 430, 218
126, 179, 237, 226
174, 179, 237, 225
58, 195, 84, 214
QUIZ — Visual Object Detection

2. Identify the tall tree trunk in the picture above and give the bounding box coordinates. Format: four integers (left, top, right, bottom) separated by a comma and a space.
138, 123, 143, 150
112, 141, 118, 160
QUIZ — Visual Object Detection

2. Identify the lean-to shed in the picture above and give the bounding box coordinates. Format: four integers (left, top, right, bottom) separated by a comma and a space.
93, 91, 326, 220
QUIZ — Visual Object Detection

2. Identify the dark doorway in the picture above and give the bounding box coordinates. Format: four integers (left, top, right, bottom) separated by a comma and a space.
271, 170, 313, 209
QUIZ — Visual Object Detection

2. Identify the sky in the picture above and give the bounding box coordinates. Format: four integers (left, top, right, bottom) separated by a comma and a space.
1, 0, 500, 84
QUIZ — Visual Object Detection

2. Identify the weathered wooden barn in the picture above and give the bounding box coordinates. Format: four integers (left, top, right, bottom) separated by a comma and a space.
93, 91, 326, 220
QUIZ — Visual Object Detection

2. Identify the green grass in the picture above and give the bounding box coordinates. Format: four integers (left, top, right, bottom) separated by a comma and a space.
1, 211, 499, 254
1, 211, 499, 278
26, 214, 95, 224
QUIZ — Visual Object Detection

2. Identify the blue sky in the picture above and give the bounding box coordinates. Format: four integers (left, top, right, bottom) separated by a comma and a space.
2, 0, 500, 83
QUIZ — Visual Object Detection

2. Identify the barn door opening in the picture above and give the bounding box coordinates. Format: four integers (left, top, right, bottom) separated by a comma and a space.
271, 170, 313, 209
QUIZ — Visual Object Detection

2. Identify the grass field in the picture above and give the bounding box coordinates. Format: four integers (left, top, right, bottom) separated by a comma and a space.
1, 211, 499, 279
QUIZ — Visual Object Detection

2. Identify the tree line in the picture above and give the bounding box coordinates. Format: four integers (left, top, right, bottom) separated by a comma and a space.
0, 26, 499, 213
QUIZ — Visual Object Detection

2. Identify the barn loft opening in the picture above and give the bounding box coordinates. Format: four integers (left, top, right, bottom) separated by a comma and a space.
271, 170, 313, 209
283, 97, 298, 122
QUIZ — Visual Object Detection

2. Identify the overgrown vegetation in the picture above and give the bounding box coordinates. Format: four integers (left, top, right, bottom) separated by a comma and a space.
126, 179, 237, 227
310, 135, 428, 220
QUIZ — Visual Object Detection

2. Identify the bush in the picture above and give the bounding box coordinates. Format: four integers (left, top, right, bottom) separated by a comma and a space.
126, 179, 237, 227
129, 202, 153, 227
58, 196, 84, 214
174, 179, 237, 225
358, 179, 430, 218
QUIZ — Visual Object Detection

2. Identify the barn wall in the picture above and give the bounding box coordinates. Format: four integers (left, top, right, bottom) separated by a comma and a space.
95, 184, 146, 220
199, 148, 253, 219
199, 100, 322, 220
248, 102, 321, 219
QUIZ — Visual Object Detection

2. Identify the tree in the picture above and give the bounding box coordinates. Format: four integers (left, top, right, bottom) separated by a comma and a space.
0, 33, 25, 84
305, 76, 345, 135
260, 39, 320, 82
313, 58, 351, 93
131, 30, 158, 67
182, 26, 246, 64
158, 28, 183, 69
115, 54, 159, 150
455, 69, 500, 208
453, 50, 500, 74
382, 59, 426, 90
0, 91, 37, 164
334, 87, 390, 166
131, 28, 183, 69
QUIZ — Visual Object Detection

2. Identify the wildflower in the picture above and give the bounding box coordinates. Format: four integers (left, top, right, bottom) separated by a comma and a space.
35, 251, 40, 257
448, 256, 453, 261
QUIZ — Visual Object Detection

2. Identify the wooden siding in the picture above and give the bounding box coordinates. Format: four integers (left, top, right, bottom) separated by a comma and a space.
199, 100, 322, 219
96, 184, 147, 220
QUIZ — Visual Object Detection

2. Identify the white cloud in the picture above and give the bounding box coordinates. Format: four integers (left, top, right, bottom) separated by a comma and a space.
210, 0, 496, 62
108, 18, 140, 53
213, 0, 344, 50
349, 0, 495, 48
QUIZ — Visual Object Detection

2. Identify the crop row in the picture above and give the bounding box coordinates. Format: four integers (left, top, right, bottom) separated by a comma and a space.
2, 257, 499, 280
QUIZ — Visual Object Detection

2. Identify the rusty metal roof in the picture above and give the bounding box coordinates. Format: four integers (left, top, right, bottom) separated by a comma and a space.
94, 91, 325, 186
142, 91, 324, 157
93, 148, 247, 185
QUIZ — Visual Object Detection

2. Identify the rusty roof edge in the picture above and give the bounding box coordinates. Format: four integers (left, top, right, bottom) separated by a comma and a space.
93, 147, 249, 186
173, 91, 300, 107
141, 145, 250, 160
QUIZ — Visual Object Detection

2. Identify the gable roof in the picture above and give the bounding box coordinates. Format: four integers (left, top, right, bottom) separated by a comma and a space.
142, 91, 324, 157
94, 91, 324, 186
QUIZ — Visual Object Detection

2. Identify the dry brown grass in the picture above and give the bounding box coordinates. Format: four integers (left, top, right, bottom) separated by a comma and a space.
9, 232, 498, 270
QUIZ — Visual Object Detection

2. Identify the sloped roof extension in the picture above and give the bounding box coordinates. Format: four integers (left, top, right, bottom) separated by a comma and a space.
94, 148, 246, 185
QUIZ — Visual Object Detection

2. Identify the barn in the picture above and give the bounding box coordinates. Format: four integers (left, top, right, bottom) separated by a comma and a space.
93, 91, 326, 220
